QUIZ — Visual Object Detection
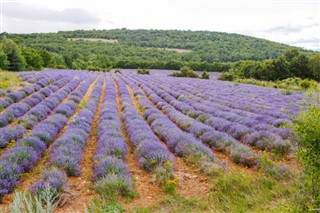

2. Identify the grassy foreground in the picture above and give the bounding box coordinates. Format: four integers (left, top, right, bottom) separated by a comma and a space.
128, 167, 297, 213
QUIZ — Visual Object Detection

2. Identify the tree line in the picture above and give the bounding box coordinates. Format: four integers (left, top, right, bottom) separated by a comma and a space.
223, 49, 320, 81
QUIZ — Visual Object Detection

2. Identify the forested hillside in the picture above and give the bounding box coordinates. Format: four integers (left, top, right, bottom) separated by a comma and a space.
1, 29, 314, 71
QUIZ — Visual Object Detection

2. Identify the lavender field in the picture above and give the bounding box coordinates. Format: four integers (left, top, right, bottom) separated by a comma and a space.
0, 70, 305, 212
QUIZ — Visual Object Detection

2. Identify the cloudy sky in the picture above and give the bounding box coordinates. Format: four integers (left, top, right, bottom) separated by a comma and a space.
1, 0, 319, 50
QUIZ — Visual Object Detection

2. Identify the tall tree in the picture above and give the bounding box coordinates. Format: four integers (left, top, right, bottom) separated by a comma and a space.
2, 38, 26, 71
308, 53, 320, 81
0, 50, 9, 69
21, 47, 44, 70
289, 53, 309, 78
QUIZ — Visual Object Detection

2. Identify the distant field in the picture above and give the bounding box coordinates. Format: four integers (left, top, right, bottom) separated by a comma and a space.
68, 38, 119, 43
0, 69, 303, 212
121, 69, 221, 79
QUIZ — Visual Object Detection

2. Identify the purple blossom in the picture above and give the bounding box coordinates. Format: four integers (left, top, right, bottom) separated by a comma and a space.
0, 116, 8, 127
16, 136, 47, 154
33, 122, 59, 145
1, 146, 40, 172
0, 125, 27, 148
54, 101, 77, 117
30, 169, 68, 195
95, 137, 127, 160
6, 91, 25, 103
136, 140, 174, 171
93, 156, 130, 180
0, 161, 23, 200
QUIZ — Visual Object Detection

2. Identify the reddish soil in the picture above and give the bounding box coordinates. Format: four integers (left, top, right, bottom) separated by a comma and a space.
122, 84, 212, 211
114, 79, 166, 211
55, 75, 106, 213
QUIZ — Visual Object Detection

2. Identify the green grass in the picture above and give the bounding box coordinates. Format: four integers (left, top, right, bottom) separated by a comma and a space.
233, 77, 319, 91
0, 70, 21, 90
129, 167, 297, 213
208, 169, 294, 212
130, 195, 209, 213
77, 100, 87, 110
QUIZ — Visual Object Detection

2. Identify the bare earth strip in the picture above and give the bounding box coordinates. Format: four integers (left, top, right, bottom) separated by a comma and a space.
56, 74, 107, 213
126, 84, 212, 207
113, 78, 166, 211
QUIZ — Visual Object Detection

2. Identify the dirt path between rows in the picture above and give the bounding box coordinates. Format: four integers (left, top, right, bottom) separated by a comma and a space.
119, 81, 212, 211
113, 77, 166, 211
55, 74, 106, 213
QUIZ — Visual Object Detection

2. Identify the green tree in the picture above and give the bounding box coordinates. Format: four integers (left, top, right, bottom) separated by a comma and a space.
308, 53, 320, 81
2, 38, 26, 71
39, 49, 52, 67
21, 47, 44, 70
49, 53, 66, 69
284, 48, 299, 62
271, 56, 291, 80
289, 53, 309, 78
292, 94, 320, 210
235, 60, 257, 78
0, 50, 9, 69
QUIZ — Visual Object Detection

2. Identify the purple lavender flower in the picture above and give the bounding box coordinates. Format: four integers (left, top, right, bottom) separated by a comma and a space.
1, 146, 40, 172
93, 156, 130, 180
30, 169, 68, 196
0, 116, 8, 127
54, 101, 76, 117
0, 161, 23, 200
6, 91, 25, 103
33, 123, 58, 145
16, 136, 47, 154
95, 137, 127, 160
0, 125, 27, 148
136, 140, 174, 171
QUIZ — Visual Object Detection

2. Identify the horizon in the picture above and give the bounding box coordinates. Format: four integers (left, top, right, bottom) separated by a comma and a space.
1, 0, 319, 50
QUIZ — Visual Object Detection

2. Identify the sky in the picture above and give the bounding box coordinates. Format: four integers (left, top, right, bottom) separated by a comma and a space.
1, 0, 319, 50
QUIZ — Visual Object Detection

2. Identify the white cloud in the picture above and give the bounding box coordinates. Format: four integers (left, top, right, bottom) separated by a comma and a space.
1, 0, 319, 50
3, 3, 100, 24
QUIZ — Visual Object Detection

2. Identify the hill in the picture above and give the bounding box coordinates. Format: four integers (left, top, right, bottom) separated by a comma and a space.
2, 29, 314, 71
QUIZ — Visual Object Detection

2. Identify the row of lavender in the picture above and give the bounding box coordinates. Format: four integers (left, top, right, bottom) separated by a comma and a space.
0, 73, 86, 149
126, 74, 294, 154
116, 77, 174, 172
170, 77, 301, 117
119, 74, 291, 178
120, 76, 223, 176
0, 71, 55, 97
0, 69, 297, 202
31, 73, 103, 194
122, 74, 259, 167
0, 76, 71, 128
0, 72, 64, 113
93, 74, 132, 195
0, 71, 97, 200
